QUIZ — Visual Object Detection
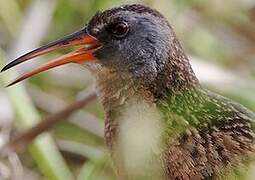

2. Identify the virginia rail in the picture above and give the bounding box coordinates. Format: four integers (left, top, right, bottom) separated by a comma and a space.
2, 4, 255, 180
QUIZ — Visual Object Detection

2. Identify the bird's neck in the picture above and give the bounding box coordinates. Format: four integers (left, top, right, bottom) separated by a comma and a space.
94, 51, 200, 147
132, 36, 200, 100
95, 68, 140, 148
95, 67, 166, 177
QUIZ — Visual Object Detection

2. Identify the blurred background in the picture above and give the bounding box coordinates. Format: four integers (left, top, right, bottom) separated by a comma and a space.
0, 0, 254, 179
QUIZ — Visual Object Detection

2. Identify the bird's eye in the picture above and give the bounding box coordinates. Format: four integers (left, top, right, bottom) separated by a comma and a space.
111, 22, 129, 38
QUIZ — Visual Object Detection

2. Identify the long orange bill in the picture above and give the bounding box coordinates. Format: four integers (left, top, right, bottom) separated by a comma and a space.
1, 27, 100, 87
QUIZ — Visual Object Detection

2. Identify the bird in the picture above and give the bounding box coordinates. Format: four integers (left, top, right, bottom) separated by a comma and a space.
2, 4, 255, 180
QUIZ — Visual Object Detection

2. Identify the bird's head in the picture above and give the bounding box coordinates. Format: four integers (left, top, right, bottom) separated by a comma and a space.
2, 4, 197, 92
87, 5, 171, 76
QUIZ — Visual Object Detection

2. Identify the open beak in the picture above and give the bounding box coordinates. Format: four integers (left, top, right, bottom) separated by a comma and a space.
1, 27, 100, 87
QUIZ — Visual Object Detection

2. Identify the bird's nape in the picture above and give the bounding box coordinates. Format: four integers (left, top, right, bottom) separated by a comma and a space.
1, 27, 101, 87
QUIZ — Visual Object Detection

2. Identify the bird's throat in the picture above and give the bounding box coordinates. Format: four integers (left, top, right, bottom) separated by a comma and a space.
94, 67, 166, 177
